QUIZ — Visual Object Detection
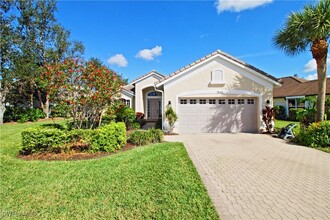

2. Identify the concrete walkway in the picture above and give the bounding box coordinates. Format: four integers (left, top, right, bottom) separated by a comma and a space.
165, 134, 330, 220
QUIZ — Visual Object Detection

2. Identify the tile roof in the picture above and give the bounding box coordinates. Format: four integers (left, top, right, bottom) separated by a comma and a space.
130, 70, 165, 85
274, 76, 330, 98
156, 49, 279, 85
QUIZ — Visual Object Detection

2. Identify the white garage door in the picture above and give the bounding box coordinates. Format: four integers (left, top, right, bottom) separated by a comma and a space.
178, 98, 257, 133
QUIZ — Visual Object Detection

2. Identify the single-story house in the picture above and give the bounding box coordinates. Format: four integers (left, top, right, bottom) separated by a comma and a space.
121, 50, 281, 133
273, 76, 330, 116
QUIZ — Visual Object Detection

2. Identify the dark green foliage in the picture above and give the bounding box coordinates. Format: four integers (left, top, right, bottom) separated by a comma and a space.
129, 122, 141, 130
128, 129, 164, 146
274, 105, 286, 120
90, 122, 126, 153
165, 105, 178, 133
115, 105, 135, 130
295, 121, 330, 148
21, 128, 67, 154
296, 108, 316, 127
288, 108, 304, 121
50, 104, 70, 118
4, 107, 46, 123
20, 122, 126, 154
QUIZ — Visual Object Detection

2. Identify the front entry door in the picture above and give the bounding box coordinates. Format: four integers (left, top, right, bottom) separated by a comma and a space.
148, 99, 160, 119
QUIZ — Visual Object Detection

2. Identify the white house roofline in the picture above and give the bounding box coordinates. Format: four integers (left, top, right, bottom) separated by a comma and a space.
130, 70, 165, 85
155, 49, 281, 87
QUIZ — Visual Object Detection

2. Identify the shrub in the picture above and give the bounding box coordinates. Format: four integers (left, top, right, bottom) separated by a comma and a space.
274, 105, 286, 120
17, 113, 29, 123
296, 108, 316, 127
295, 121, 330, 148
4, 107, 46, 123
165, 105, 178, 133
20, 122, 126, 154
21, 128, 67, 154
288, 108, 304, 121
115, 106, 135, 130
129, 122, 141, 130
128, 129, 163, 146
90, 122, 126, 153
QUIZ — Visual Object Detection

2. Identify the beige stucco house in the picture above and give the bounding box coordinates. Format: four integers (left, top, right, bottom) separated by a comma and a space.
121, 50, 281, 133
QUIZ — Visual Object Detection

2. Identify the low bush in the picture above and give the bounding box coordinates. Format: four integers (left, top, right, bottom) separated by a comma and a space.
91, 122, 126, 153
295, 121, 330, 148
20, 122, 126, 154
21, 128, 67, 154
274, 105, 286, 120
129, 122, 141, 130
4, 107, 46, 123
288, 108, 304, 121
128, 128, 163, 146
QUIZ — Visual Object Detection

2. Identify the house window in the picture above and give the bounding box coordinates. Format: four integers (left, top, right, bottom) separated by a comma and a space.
199, 99, 206, 104
219, 99, 225, 104
209, 99, 216, 104
147, 91, 161, 96
247, 99, 254, 104
190, 99, 197, 104
228, 99, 235, 104
180, 99, 187, 104
238, 99, 244, 104
210, 69, 225, 84
122, 99, 130, 107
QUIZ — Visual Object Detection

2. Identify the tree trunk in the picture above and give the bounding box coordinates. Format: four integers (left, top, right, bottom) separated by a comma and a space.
311, 39, 328, 122
0, 101, 5, 125
316, 58, 327, 121
45, 95, 49, 118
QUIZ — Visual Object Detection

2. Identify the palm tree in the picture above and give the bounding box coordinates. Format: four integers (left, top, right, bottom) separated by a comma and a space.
274, 0, 329, 122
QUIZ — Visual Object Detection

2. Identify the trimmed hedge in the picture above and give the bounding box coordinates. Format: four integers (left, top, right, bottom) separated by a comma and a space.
128, 128, 163, 146
295, 121, 330, 148
20, 122, 126, 154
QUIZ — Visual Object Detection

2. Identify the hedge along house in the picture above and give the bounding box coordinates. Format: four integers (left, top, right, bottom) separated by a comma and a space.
121, 50, 281, 133
273, 76, 330, 117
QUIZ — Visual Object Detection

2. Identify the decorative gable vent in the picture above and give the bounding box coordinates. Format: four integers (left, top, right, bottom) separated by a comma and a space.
210, 69, 225, 85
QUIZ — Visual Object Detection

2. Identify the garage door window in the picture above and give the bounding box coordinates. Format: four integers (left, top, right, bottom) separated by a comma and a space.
199, 99, 206, 104
219, 99, 225, 104
180, 99, 187, 104
190, 99, 197, 104
209, 99, 216, 104
238, 99, 244, 104
228, 99, 235, 104
247, 99, 255, 104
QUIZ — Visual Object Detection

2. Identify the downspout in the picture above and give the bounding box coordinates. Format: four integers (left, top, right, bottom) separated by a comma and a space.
154, 83, 164, 131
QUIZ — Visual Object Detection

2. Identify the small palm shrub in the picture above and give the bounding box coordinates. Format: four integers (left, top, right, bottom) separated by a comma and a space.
165, 105, 178, 133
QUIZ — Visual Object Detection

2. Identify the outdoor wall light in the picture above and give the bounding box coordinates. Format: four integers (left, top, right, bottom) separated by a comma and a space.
168, 101, 171, 105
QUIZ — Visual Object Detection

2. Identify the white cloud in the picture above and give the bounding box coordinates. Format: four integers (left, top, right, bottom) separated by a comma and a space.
215, 0, 273, 13
136, 46, 162, 61
305, 73, 317, 80
107, 54, 128, 67
304, 56, 330, 72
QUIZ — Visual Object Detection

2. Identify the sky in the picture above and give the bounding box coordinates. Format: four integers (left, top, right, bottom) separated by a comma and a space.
55, 0, 328, 82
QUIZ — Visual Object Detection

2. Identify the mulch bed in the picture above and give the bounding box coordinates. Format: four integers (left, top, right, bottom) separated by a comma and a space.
17, 143, 136, 161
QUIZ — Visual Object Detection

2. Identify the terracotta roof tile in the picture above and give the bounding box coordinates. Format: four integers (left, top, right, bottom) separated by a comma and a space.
274, 76, 330, 98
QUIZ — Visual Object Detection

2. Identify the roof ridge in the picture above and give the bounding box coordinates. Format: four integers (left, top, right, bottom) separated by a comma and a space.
130, 70, 165, 84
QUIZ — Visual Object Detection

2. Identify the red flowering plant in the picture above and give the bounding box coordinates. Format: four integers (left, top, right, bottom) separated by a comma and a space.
41, 58, 123, 129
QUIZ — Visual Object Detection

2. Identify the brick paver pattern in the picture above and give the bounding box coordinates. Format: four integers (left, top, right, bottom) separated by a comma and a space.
165, 133, 330, 220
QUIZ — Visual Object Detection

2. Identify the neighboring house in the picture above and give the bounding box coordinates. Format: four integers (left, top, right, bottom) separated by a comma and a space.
122, 50, 281, 133
273, 76, 330, 116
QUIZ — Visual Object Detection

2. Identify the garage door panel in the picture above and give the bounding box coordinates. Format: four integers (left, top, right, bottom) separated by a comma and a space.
178, 98, 257, 133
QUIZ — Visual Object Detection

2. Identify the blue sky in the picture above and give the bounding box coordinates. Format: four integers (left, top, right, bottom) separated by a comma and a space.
56, 0, 327, 82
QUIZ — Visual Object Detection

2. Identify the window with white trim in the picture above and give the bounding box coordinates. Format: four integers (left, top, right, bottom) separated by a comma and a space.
247, 99, 254, 104
228, 99, 235, 104
199, 99, 206, 104
210, 69, 225, 84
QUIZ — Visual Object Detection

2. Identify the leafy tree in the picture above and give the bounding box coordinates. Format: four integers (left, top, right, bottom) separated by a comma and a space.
274, 0, 329, 122
42, 59, 124, 129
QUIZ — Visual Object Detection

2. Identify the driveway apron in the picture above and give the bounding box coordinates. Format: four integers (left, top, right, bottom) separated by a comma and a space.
165, 133, 330, 220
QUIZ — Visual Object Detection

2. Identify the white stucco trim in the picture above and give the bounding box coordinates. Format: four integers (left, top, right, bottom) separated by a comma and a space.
121, 89, 134, 98
131, 71, 164, 85
285, 96, 306, 116
156, 54, 280, 88
174, 89, 264, 131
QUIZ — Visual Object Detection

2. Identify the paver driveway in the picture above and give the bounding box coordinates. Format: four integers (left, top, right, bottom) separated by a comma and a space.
165, 133, 330, 220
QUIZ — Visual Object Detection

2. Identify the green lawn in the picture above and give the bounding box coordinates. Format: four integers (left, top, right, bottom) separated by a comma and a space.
0, 121, 218, 219
274, 119, 300, 134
